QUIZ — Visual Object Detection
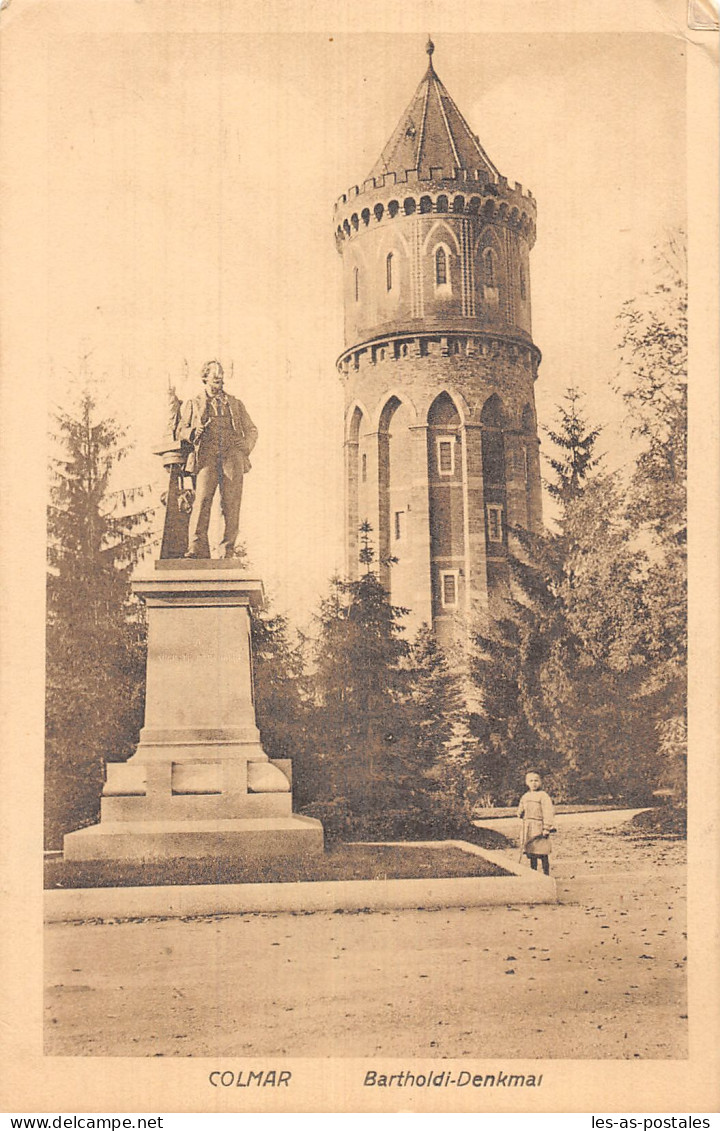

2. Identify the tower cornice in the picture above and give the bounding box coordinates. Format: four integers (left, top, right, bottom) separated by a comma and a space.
336, 328, 542, 376
334, 175, 536, 251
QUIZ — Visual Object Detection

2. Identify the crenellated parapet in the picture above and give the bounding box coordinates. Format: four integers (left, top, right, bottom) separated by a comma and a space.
334, 170, 536, 251
336, 329, 541, 379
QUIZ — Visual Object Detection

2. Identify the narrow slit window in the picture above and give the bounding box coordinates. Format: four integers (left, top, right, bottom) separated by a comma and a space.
354, 266, 360, 302
437, 437, 455, 476
361, 453, 367, 483
487, 504, 504, 543
386, 252, 393, 292
483, 248, 496, 287
440, 570, 459, 608
520, 265, 526, 301
435, 246, 447, 286
394, 511, 404, 541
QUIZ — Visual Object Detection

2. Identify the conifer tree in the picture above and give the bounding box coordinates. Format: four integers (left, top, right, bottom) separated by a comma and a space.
304, 525, 474, 838
470, 387, 610, 802
251, 605, 314, 806
45, 391, 153, 847
306, 528, 409, 834
471, 236, 687, 808
398, 627, 477, 834
544, 386, 603, 514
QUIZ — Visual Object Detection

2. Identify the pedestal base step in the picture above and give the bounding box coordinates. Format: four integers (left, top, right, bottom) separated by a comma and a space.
63, 815, 324, 863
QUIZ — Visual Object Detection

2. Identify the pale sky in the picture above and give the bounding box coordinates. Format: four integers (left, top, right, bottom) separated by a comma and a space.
39, 29, 686, 622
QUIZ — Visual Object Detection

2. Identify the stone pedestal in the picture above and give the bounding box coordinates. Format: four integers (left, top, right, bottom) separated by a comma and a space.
64, 563, 323, 863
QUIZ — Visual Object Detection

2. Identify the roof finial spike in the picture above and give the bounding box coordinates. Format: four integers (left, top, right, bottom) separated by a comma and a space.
426, 35, 435, 67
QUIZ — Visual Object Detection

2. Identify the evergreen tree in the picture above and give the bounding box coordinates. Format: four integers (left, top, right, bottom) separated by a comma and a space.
469, 389, 639, 803
251, 605, 314, 806
470, 528, 574, 802
471, 237, 687, 809
538, 478, 660, 800
470, 385, 607, 801
45, 391, 153, 848
544, 386, 603, 514
306, 561, 410, 835
374, 627, 477, 837
304, 526, 473, 839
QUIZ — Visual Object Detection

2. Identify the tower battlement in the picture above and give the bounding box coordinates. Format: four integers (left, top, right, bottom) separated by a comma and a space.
335, 168, 535, 208
334, 174, 536, 250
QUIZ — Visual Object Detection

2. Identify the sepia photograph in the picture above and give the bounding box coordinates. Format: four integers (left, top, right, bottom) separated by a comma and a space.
0, 0, 718, 1116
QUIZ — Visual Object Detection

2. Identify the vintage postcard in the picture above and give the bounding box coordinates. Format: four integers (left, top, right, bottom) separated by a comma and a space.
0, 0, 718, 1116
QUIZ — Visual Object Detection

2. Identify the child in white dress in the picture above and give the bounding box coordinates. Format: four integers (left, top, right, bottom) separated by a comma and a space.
518, 770, 554, 875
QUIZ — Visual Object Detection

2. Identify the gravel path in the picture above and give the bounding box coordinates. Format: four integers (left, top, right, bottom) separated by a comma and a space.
44, 811, 686, 1059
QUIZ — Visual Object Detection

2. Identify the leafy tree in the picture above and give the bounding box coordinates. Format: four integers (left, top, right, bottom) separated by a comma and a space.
45, 391, 153, 848
614, 233, 687, 805
615, 231, 687, 540
536, 239, 688, 802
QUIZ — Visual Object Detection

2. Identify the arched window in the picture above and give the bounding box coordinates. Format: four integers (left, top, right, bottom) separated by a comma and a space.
386, 252, 393, 292
354, 267, 359, 302
483, 247, 496, 287
435, 246, 447, 286
481, 393, 506, 428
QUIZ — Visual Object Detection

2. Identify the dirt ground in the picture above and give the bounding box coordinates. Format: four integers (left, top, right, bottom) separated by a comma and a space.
44, 811, 687, 1059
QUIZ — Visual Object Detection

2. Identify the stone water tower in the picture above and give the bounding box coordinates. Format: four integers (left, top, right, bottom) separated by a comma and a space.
334, 40, 543, 643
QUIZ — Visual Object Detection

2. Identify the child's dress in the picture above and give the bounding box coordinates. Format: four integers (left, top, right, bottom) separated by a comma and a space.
518, 790, 554, 857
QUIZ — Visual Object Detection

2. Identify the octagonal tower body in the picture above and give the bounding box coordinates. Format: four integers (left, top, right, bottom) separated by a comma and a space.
335, 44, 543, 643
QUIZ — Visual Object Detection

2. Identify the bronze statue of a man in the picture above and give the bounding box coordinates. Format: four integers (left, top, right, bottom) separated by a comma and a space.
176, 360, 258, 559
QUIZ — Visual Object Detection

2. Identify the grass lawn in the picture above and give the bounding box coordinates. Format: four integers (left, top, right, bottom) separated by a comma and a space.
45, 842, 510, 890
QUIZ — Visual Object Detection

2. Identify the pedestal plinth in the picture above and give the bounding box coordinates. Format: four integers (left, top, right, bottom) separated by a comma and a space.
64, 563, 323, 863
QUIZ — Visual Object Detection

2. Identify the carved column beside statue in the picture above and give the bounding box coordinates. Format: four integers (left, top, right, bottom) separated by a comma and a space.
63, 363, 323, 864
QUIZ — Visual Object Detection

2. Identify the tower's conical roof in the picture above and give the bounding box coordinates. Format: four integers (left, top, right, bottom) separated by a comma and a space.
369, 39, 500, 182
